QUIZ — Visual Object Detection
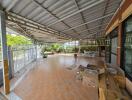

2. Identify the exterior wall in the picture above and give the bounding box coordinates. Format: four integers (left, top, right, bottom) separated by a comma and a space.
106, 0, 132, 67
105, 0, 132, 66
105, 0, 132, 95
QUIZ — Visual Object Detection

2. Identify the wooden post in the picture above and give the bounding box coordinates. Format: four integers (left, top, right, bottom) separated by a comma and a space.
117, 6, 122, 66
117, 23, 122, 66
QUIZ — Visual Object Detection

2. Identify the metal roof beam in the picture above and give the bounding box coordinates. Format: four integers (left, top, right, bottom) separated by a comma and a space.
67, 24, 107, 38
10, 21, 31, 37
7, 13, 73, 39
47, 0, 105, 27
78, 29, 105, 39
79, 29, 105, 37
37, 0, 119, 25
62, 13, 114, 32
61, 1, 120, 25
7, 24, 31, 38
33, 0, 79, 34
77, 23, 108, 33
73, 0, 90, 34
7, 13, 54, 32
7, 19, 72, 39
81, 30, 105, 39
99, 0, 109, 35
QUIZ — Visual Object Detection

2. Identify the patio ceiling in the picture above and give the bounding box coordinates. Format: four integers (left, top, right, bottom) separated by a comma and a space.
0, 0, 122, 42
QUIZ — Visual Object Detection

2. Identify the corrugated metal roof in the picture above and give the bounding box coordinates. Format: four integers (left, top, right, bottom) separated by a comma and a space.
0, 0, 122, 42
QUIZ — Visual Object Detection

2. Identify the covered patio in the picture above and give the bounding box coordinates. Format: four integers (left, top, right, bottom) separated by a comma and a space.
0, 0, 132, 100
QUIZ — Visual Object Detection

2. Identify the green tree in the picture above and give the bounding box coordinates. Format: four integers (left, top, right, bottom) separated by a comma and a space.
6, 34, 32, 46
51, 43, 61, 52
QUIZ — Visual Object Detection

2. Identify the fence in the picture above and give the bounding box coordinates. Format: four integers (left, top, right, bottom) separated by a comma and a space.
10, 45, 37, 74
0, 45, 37, 86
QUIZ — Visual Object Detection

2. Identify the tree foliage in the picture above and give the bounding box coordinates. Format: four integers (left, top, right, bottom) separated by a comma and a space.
41, 43, 63, 54
6, 34, 32, 46
51, 43, 61, 51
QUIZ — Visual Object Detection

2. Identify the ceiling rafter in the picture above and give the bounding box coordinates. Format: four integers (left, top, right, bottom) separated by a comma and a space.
56, 0, 121, 26
7, 13, 55, 32
79, 28, 105, 37
62, 13, 114, 32
67, 23, 107, 39
73, 0, 90, 34
78, 30, 105, 39
0, 0, 122, 41
32, 0, 80, 35
7, 21, 70, 42
77, 23, 108, 34
47, 0, 105, 27
99, 0, 122, 37
98, 0, 109, 37
7, 12, 74, 39
7, 18, 72, 39
7, 22, 31, 38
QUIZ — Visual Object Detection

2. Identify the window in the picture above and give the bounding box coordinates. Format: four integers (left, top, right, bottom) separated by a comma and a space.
105, 37, 111, 63
123, 16, 132, 80
111, 37, 118, 64
106, 28, 118, 64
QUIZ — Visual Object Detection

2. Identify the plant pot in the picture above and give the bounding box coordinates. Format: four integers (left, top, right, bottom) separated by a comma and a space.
43, 54, 47, 58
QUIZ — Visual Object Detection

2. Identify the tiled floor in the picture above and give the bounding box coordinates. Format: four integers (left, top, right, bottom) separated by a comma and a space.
14, 54, 105, 100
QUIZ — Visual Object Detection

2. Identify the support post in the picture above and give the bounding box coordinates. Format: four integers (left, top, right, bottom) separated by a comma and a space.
117, 7, 122, 66
34, 40, 37, 60
8, 46, 14, 78
0, 11, 10, 94
117, 23, 122, 66
35, 45, 37, 60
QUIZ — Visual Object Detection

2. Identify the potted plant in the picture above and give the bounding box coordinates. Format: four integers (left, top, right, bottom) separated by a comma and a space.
41, 47, 47, 58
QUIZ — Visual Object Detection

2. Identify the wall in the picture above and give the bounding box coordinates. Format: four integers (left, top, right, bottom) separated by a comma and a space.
105, 0, 132, 95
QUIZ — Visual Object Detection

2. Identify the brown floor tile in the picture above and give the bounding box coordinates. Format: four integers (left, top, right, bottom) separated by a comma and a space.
14, 54, 104, 100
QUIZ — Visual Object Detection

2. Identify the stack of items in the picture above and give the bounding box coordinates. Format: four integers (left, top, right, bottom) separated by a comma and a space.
82, 69, 98, 88
76, 64, 131, 100
76, 64, 100, 88
99, 64, 130, 100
